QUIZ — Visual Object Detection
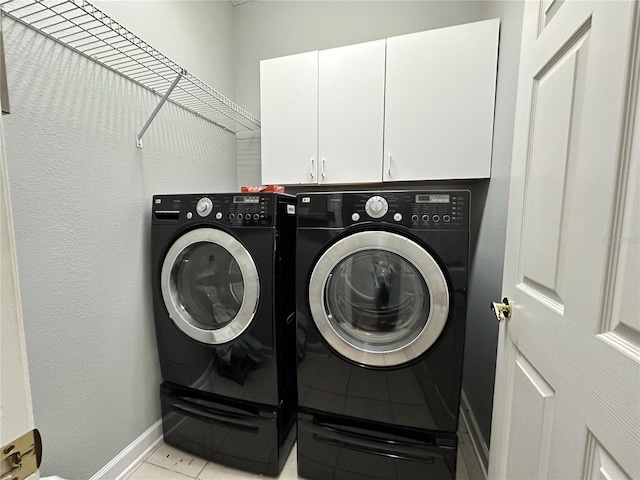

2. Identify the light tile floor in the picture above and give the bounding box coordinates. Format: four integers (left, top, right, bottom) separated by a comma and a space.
125, 427, 484, 480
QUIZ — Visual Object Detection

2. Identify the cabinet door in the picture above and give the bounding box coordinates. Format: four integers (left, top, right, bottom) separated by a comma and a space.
260, 51, 318, 185
384, 19, 499, 181
318, 40, 386, 184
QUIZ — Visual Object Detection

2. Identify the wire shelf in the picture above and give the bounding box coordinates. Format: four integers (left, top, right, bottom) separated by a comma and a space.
1, 0, 261, 137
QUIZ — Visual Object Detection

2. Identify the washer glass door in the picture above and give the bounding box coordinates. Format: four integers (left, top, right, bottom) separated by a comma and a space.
161, 228, 260, 345
309, 230, 449, 367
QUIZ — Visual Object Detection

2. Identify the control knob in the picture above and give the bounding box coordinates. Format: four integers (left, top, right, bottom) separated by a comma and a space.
365, 195, 388, 219
196, 197, 213, 217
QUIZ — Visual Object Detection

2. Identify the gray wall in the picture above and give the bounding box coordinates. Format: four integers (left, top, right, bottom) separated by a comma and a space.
3, 2, 237, 478
233, 0, 524, 459
463, 0, 524, 459
94, 1, 236, 100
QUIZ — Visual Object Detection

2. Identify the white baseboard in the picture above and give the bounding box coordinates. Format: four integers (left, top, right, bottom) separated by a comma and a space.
90, 420, 163, 480
460, 389, 490, 478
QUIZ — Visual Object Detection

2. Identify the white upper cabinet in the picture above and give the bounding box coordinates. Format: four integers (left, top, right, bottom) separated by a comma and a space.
384, 19, 500, 181
318, 40, 386, 184
260, 51, 318, 185
260, 19, 500, 185
260, 41, 385, 185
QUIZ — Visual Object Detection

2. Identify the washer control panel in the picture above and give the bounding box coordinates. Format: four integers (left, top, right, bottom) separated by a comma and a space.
409, 193, 467, 228
152, 193, 292, 227
296, 190, 470, 230
226, 194, 271, 225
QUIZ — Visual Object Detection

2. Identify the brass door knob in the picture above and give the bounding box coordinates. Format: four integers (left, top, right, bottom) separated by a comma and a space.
1, 429, 42, 480
491, 297, 513, 322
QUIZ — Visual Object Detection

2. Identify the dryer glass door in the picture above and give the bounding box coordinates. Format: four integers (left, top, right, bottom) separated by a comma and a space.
161, 228, 260, 345
309, 231, 449, 367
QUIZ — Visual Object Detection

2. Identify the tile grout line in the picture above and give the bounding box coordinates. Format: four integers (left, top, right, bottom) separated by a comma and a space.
143, 460, 198, 479
195, 461, 208, 479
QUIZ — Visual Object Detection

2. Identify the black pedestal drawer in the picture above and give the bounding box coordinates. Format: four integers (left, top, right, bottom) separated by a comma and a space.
297, 411, 457, 480
160, 382, 295, 477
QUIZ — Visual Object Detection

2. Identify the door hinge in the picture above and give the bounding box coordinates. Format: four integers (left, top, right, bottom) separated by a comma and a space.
1, 429, 42, 480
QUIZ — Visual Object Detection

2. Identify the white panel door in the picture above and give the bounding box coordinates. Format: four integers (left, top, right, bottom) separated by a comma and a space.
384, 19, 499, 181
318, 40, 385, 184
490, 2, 640, 479
260, 51, 318, 185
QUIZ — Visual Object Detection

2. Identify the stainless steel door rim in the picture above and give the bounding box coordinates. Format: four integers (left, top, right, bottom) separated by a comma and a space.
161, 228, 260, 345
308, 230, 449, 367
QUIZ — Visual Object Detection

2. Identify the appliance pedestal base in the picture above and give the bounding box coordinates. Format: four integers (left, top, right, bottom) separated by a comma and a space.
297, 411, 457, 480
160, 382, 295, 477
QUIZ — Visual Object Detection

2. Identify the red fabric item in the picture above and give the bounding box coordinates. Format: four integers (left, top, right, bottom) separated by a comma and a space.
240, 185, 286, 193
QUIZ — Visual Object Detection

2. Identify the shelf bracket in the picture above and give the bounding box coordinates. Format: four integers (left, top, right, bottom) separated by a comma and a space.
136, 69, 185, 148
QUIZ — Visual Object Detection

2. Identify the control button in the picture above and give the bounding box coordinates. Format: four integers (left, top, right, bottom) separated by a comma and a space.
253, 213, 260, 220
186, 212, 193, 220
422, 214, 429, 222
196, 197, 213, 217
245, 213, 251, 220
411, 214, 419, 222
215, 212, 223, 220
443, 215, 451, 223
352, 213, 360, 222
393, 213, 402, 222
432, 215, 440, 222
364, 195, 388, 219
229, 213, 235, 219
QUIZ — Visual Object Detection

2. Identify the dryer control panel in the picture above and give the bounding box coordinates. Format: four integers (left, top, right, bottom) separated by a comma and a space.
152, 193, 294, 227
297, 190, 470, 230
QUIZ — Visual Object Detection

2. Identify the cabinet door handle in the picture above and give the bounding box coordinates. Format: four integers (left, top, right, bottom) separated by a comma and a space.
387, 154, 392, 176
321, 159, 326, 179
310, 158, 315, 178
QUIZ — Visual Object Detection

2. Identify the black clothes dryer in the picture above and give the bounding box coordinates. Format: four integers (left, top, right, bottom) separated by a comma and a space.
295, 190, 470, 480
151, 193, 297, 477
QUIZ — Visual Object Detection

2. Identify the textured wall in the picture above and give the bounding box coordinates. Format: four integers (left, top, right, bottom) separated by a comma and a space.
237, 131, 262, 190
2, 2, 236, 477
94, 1, 236, 98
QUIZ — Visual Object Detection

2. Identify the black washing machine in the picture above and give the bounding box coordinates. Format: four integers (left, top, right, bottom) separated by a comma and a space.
151, 193, 297, 476
295, 190, 469, 480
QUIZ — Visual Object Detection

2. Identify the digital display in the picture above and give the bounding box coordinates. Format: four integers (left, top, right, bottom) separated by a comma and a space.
233, 195, 260, 204
416, 194, 450, 204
